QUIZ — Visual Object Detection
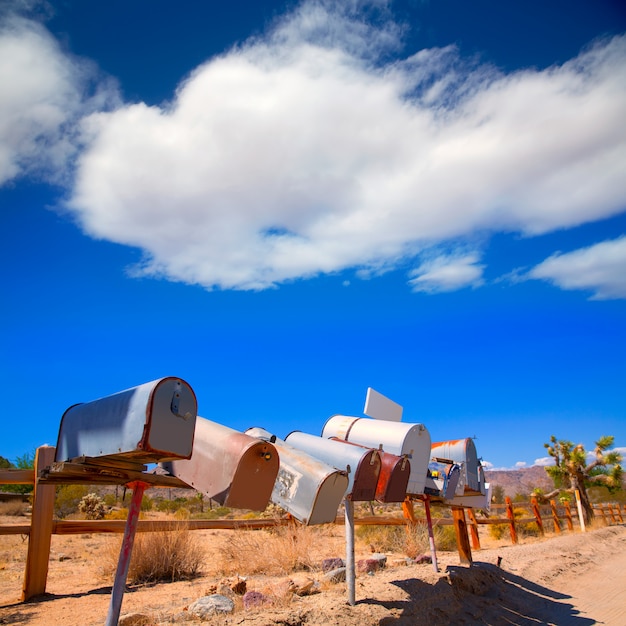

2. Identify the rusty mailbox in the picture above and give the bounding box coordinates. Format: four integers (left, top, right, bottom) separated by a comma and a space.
284, 431, 382, 502
328, 438, 410, 503
162, 417, 279, 511
55, 377, 197, 464
322, 415, 431, 497
245, 427, 348, 525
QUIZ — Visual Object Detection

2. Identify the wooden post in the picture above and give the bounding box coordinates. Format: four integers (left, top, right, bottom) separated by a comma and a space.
608, 504, 617, 525
575, 490, 586, 532
22, 446, 56, 601
598, 503, 608, 524
616, 504, 624, 524
466, 508, 481, 550
451, 507, 472, 566
564, 501, 573, 531
505, 497, 518, 545
550, 499, 561, 534
530, 497, 544, 536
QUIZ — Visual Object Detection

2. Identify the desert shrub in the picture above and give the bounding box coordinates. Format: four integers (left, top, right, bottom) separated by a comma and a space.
78, 493, 106, 520
219, 523, 319, 576
0, 500, 28, 516
140, 494, 153, 511
434, 524, 459, 551
489, 506, 540, 540
55, 484, 89, 519
105, 508, 129, 520
103, 519, 203, 584
356, 524, 408, 554
102, 493, 117, 507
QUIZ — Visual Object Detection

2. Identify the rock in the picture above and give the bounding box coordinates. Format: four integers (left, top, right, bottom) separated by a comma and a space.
118, 613, 151, 625
291, 576, 319, 596
414, 554, 433, 565
371, 553, 387, 568
357, 558, 383, 574
243, 590, 274, 610
323, 566, 346, 583
187, 594, 235, 619
321, 557, 344, 571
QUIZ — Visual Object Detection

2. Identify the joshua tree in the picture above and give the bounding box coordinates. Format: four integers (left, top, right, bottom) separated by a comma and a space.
541, 435, 623, 523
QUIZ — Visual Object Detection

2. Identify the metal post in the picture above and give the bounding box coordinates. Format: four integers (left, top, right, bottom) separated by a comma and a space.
344, 499, 355, 606
422, 496, 439, 573
105, 480, 149, 626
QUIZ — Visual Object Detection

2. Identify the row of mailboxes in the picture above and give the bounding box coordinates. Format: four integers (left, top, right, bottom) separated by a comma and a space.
54, 378, 489, 515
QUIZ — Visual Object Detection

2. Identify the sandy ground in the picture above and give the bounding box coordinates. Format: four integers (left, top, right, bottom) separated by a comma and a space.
1, 519, 625, 625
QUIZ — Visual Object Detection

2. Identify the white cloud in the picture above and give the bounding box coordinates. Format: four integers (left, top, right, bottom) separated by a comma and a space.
529, 236, 626, 300
534, 457, 555, 467
408, 251, 484, 293
0, 13, 119, 185
3, 3, 626, 290
514, 461, 527, 469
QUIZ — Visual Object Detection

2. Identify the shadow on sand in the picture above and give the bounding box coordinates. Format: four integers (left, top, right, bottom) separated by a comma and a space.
359, 562, 597, 625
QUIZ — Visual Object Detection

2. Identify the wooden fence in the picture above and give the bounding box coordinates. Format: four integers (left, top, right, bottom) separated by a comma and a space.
1, 446, 625, 602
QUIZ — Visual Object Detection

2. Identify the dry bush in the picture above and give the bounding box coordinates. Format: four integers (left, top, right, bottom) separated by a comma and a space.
218, 523, 321, 576
0, 500, 28, 516
102, 518, 204, 584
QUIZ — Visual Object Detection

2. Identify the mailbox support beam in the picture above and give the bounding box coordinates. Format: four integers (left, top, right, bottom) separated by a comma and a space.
451, 507, 472, 566
105, 480, 149, 626
344, 499, 356, 606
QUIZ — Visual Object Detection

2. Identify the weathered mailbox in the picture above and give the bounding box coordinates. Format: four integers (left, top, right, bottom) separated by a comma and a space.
321, 415, 431, 496
162, 417, 279, 511
55, 377, 197, 464
284, 431, 382, 502
328, 438, 410, 503
430, 438, 489, 507
245, 427, 348, 525
424, 460, 461, 501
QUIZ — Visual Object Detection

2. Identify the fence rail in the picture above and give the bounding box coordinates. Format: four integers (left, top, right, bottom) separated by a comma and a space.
2, 446, 625, 602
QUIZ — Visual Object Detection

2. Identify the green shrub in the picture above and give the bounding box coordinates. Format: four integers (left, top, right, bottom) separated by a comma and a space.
78, 493, 106, 520
55, 484, 89, 519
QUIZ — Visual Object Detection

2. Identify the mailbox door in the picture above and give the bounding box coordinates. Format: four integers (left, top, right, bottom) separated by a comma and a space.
163, 417, 279, 511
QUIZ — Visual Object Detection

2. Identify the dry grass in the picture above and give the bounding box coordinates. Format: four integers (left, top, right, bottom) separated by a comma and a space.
0, 501, 28, 516
101, 517, 204, 584
218, 523, 332, 576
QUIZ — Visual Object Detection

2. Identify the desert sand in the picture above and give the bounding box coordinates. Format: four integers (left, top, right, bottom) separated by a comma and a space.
1, 520, 625, 625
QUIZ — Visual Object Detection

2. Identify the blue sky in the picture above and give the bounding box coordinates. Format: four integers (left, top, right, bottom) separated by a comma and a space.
1, 0, 625, 471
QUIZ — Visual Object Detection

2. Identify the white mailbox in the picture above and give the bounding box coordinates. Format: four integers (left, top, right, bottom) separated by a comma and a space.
322, 415, 431, 496
55, 377, 197, 464
245, 427, 348, 525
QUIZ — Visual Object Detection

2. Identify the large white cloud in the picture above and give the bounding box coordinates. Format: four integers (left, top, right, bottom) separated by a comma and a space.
4, 3, 626, 290
0, 14, 118, 185
529, 236, 626, 299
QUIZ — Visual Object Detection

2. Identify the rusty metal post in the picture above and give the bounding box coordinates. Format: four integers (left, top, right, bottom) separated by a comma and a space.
105, 480, 149, 626
530, 497, 544, 536
344, 499, 355, 607
564, 501, 573, 531
550, 499, 561, 534
422, 496, 439, 573
466, 508, 481, 550
22, 446, 56, 601
505, 497, 518, 544
451, 507, 472, 566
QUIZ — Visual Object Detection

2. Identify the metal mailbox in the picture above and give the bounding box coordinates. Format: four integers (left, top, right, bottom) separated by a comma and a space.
245, 427, 348, 525
431, 439, 485, 495
55, 377, 197, 464
424, 460, 462, 501
322, 415, 431, 496
329, 438, 410, 503
162, 417, 279, 511
284, 431, 381, 502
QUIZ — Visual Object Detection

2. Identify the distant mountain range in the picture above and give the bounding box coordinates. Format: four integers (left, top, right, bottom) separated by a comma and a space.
484, 465, 554, 498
